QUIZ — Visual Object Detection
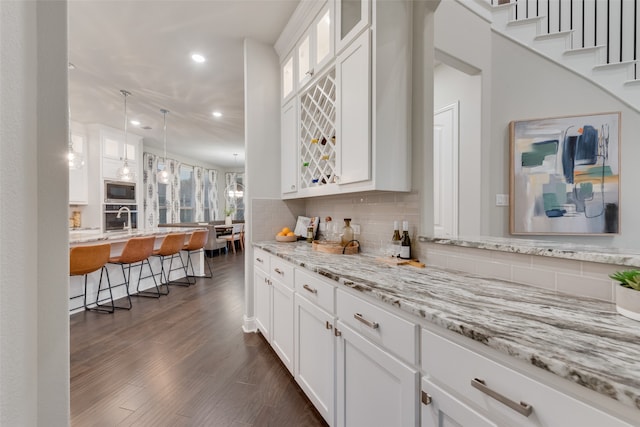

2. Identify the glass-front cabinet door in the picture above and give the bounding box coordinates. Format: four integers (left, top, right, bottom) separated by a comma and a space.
314, 5, 333, 72
282, 53, 295, 102
298, 33, 312, 87
335, 0, 369, 54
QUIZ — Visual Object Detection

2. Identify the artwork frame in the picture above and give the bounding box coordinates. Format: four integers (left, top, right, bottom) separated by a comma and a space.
509, 112, 621, 235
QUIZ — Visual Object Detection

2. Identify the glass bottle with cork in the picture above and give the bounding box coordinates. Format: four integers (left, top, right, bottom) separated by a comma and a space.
399, 220, 411, 259
341, 218, 354, 246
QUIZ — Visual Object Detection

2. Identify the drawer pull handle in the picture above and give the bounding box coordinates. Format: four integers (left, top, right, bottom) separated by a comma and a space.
256, 257, 264, 263
325, 321, 333, 330
334, 328, 342, 337
303, 284, 318, 294
421, 391, 432, 406
354, 313, 379, 329
471, 378, 533, 417
274, 268, 284, 275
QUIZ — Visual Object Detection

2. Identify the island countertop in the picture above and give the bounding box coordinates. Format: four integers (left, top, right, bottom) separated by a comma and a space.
254, 241, 640, 414
69, 227, 207, 245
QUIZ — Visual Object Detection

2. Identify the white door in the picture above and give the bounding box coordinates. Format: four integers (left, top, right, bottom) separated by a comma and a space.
271, 278, 294, 374
433, 102, 459, 237
294, 295, 335, 425
254, 268, 271, 342
336, 321, 419, 427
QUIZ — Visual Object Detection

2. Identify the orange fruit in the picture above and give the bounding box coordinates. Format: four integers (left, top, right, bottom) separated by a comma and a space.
281, 227, 291, 234
286, 232, 295, 237
276, 231, 285, 237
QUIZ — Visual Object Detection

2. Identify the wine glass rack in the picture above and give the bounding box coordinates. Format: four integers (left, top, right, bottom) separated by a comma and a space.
299, 68, 337, 189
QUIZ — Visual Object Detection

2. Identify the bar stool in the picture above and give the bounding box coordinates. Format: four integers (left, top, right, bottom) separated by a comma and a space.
107, 236, 157, 307
181, 230, 213, 285
150, 233, 187, 293
69, 243, 113, 313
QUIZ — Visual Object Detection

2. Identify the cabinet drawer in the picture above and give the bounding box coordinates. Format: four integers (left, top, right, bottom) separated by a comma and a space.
421, 329, 632, 427
337, 289, 417, 365
253, 248, 270, 273
295, 268, 335, 314
270, 255, 295, 290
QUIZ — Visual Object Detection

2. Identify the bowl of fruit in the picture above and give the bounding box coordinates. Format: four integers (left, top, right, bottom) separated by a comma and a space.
276, 227, 297, 242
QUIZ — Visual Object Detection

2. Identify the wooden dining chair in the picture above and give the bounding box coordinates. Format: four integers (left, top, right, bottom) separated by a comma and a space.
224, 223, 245, 254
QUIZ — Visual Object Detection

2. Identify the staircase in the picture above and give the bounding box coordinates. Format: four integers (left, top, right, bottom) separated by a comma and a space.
466, 0, 640, 112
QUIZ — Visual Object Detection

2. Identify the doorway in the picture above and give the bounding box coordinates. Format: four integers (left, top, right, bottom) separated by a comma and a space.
433, 102, 459, 237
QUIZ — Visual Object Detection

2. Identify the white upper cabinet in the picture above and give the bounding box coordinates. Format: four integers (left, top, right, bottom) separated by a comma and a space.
282, 53, 295, 102
335, 0, 370, 53
314, 5, 334, 73
69, 133, 89, 205
281, 99, 298, 194
297, 33, 313, 87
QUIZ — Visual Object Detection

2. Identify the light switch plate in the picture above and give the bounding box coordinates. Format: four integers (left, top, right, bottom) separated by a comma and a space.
496, 194, 509, 206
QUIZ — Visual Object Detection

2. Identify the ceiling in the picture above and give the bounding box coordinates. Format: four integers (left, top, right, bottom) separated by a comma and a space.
68, 0, 299, 169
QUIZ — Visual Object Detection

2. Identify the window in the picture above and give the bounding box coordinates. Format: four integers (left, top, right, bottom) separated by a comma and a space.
204, 173, 211, 222
179, 164, 194, 222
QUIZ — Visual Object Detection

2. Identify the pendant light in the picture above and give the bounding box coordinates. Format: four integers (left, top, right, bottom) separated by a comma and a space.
116, 89, 136, 182
67, 106, 84, 170
156, 108, 170, 184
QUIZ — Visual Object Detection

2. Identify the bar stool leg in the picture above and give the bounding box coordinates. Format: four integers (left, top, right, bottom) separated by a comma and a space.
135, 258, 164, 298
84, 266, 115, 314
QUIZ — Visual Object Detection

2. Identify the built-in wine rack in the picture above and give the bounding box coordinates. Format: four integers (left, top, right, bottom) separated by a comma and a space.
299, 68, 336, 189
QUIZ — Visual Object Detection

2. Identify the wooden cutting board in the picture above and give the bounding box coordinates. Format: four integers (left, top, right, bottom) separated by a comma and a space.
376, 257, 425, 268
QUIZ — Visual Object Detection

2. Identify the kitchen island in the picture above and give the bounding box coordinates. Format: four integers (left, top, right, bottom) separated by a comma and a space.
69, 227, 208, 313
253, 241, 640, 425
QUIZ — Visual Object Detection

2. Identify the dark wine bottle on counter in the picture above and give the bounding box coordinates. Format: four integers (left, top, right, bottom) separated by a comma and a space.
399, 220, 411, 259
391, 221, 401, 258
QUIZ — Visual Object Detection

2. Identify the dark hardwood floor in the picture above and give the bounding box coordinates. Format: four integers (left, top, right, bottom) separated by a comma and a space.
70, 252, 327, 427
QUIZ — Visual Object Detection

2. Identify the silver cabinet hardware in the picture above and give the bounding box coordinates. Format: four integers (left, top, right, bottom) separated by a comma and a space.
305, 69, 314, 76
303, 284, 318, 294
334, 328, 342, 337
421, 391, 432, 406
471, 378, 532, 417
256, 257, 264, 263
325, 321, 333, 330
354, 313, 379, 329
291, 184, 296, 190
274, 268, 284, 275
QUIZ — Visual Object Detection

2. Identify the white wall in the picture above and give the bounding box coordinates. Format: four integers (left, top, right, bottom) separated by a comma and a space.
1, 1, 70, 425
243, 38, 281, 331
433, 62, 482, 236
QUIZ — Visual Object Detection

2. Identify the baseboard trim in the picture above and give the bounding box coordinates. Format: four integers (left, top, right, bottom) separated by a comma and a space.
242, 315, 257, 333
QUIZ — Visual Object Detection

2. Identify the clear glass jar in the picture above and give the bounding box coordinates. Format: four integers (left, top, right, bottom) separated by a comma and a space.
341, 218, 354, 245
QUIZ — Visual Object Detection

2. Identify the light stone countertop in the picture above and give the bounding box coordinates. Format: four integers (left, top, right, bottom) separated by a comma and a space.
69, 227, 207, 245
419, 235, 640, 268
254, 241, 640, 414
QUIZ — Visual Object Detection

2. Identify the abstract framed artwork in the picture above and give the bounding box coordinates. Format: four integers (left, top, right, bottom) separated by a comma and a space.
510, 112, 620, 235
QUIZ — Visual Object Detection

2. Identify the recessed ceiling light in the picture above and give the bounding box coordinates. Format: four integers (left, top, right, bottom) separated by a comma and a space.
130, 120, 140, 126
212, 111, 223, 118
191, 53, 206, 63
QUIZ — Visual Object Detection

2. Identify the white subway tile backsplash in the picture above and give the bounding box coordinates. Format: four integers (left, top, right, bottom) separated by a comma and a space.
556, 273, 614, 302
476, 261, 512, 281
491, 251, 533, 267
532, 256, 582, 275
448, 255, 478, 274
582, 261, 619, 280
512, 266, 556, 291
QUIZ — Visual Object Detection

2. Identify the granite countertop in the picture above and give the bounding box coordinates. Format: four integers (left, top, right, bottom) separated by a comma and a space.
254, 241, 640, 413
69, 227, 206, 245
420, 235, 640, 268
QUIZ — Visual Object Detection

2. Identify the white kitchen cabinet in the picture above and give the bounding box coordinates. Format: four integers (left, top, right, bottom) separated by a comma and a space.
421, 328, 634, 427
421, 377, 497, 427
335, 29, 371, 186
335, 320, 419, 427
101, 132, 140, 181
252, 249, 295, 374
282, 53, 295, 103
294, 293, 336, 425
281, 99, 298, 195
335, 0, 370, 54
253, 260, 272, 342
69, 133, 89, 205
278, 0, 412, 199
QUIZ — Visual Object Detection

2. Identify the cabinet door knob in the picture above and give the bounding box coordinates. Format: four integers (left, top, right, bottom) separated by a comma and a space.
354, 313, 379, 329
291, 184, 296, 190
421, 391, 432, 406
325, 321, 333, 330
471, 378, 533, 417
334, 328, 342, 337
256, 257, 264, 263
305, 69, 314, 76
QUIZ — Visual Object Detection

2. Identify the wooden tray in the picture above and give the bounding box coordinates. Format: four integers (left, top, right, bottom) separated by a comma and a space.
376, 257, 425, 268
312, 240, 359, 255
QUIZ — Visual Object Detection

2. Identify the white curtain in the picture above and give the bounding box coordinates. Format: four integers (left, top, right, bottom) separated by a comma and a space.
194, 166, 205, 222
208, 169, 219, 220
142, 152, 159, 228
167, 159, 181, 223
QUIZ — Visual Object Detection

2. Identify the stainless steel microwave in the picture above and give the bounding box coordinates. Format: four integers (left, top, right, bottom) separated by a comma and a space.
104, 180, 136, 204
